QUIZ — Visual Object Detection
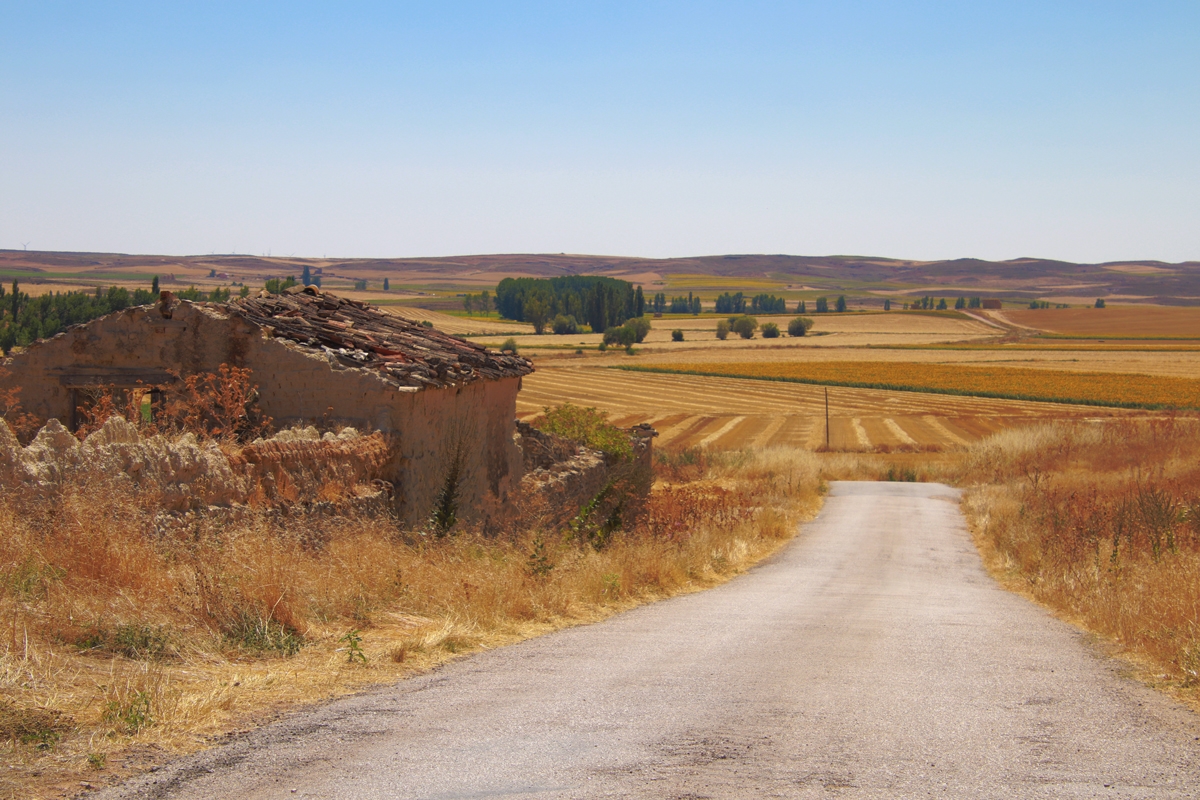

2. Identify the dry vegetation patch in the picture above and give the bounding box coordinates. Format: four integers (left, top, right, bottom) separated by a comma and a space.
959, 416, 1200, 706
0, 425, 824, 798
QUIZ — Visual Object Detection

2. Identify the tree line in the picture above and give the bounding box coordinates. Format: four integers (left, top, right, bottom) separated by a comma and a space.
495, 276, 645, 334
0, 278, 255, 355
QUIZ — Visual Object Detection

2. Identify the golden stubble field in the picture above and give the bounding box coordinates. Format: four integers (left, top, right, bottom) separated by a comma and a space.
509, 308, 1195, 451
515, 364, 1120, 452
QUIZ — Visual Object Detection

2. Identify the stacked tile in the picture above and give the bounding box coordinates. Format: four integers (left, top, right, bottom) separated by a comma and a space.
226, 286, 532, 389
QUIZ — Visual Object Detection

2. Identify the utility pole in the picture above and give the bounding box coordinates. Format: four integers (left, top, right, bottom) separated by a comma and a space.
825, 387, 830, 449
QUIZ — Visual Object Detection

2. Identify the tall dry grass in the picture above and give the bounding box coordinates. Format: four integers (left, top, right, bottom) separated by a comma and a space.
959, 415, 1200, 700
0, 441, 824, 799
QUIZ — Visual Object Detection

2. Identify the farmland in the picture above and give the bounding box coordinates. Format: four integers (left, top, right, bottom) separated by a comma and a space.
624, 361, 1200, 410
514, 364, 1115, 452
1000, 306, 1200, 337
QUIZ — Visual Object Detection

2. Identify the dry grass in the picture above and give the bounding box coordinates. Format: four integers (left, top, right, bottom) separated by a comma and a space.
0, 443, 824, 799
959, 415, 1200, 707
629, 362, 1200, 409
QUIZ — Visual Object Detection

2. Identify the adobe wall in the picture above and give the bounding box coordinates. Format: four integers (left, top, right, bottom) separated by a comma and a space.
0, 302, 524, 526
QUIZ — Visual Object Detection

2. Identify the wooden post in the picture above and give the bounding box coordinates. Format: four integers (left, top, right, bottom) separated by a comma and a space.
824, 387, 830, 449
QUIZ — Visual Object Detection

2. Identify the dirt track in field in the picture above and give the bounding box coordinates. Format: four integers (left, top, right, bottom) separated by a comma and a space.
516, 365, 1113, 451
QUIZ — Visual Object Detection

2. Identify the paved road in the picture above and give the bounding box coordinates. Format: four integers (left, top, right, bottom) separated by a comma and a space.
99, 483, 1200, 799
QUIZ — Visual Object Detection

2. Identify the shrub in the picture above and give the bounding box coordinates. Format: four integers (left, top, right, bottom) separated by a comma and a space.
731, 315, 758, 339
715, 320, 730, 340
598, 341, 608, 352
761, 322, 779, 338
499, 338, 518, 354
671, 329, 684, 342
534, 403, 632, 461
787, 317, 813, 336
551, 314, 579, 335
626, 316, 651, 343
603, 318, 649, 346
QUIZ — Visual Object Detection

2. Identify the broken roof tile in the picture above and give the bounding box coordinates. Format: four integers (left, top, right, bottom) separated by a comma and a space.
226, 287, 532, 390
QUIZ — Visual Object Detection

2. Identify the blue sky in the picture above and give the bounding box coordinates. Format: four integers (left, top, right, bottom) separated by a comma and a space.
1, 1, 1197, 262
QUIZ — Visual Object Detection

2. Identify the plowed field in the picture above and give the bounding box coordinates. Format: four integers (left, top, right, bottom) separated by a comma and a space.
1002, 306, 1200, 337
515, 366, 1113, 452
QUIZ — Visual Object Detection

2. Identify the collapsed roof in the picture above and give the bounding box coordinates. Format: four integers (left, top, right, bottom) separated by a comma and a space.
225, 286, 532, 389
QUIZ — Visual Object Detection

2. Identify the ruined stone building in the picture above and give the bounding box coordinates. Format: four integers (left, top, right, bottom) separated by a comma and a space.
0, 286, 534, 524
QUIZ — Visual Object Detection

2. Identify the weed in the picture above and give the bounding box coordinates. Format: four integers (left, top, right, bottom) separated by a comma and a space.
884, 465, 918, 482
77, 624, 172, 659
2, 557, 65, 601
0, 702, 69, 750
526, 533, 554, 577
103, 691, 152, 735
87, 752, 107, 770
339, 629, 368, 664
223, 612, 303, 656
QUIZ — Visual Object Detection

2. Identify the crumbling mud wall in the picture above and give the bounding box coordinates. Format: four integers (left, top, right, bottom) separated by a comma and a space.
0, 301, 526, 526
0, 416, 390, 512
515, 422, 657, 530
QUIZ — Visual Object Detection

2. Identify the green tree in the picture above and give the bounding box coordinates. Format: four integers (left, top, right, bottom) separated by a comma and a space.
151, 275, 159, 295
671, 329, 684, 342
883, 298, 891, 311
1095, 298, 1106, 308
787, 317, 812, 336
815, 297, 829, 313
523, 296, 550, 334
836, 295, 847, 313
302, 265, 312, 286
463, 295, 474, 314
552, 314, 579, 335
797, 299, 807, 314
954, 296, 966, 310
383, 278, 390, 291
715, 320, 729, 340
761, 322, 780, 338
731, 315, 758, 339
635, 285, 645, 317
936, 298, 948, 310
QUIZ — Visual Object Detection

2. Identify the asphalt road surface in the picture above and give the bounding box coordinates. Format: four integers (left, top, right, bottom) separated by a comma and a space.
97, 482, 1200, 799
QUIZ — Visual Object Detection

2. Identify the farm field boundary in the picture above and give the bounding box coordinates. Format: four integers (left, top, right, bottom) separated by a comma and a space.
616, 362, 1200, 410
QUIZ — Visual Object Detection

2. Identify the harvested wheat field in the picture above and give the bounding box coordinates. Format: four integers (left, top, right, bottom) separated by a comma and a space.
1002, 305, 1200, 337
475, 311, 996, 350
627, 342, 1200, 379
380, 306, 533, 336
630, 362, 1200, 409
515, 365, 1113, 451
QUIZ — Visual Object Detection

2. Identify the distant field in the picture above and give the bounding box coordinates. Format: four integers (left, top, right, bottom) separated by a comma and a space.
622, 361, 1200, 410
380, 306, 533, 335
1004, 306, 1200, 337
516, 365, 1110, 452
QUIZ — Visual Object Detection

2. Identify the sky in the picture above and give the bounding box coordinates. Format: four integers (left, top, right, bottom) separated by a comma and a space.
1, 1, 1197, 263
